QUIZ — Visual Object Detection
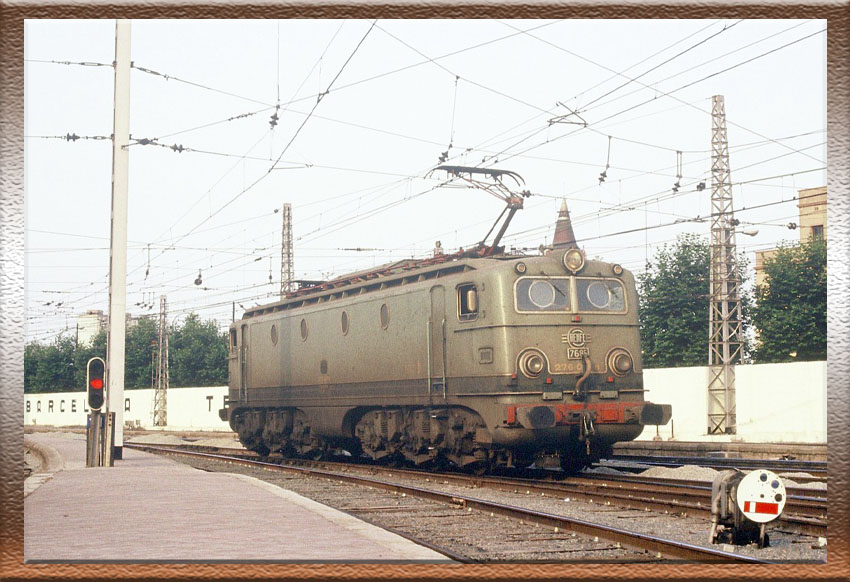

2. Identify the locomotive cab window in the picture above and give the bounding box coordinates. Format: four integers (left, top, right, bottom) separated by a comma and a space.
515, 277, 570, 312
457, 284, 479, 321
576, 278, 626, 312
229, 329, 237, 350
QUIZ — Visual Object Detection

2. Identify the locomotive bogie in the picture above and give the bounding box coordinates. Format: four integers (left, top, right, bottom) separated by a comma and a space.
222, 249, 670, 471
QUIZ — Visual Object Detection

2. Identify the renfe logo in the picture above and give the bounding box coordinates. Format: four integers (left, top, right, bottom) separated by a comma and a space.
563, 328, 591, 360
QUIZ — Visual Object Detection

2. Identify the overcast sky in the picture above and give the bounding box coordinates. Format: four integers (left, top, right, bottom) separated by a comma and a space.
24, 19, 827, 342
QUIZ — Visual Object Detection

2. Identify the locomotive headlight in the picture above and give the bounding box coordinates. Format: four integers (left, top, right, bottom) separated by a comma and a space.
563, 249, 585, 273
519, 349, 547, 378
612, 264, 624, 276
515, 262, 527, 274
607, 348, 634, 376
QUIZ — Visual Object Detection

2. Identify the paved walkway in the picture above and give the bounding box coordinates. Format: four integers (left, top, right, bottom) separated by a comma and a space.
24, 433, 450, 562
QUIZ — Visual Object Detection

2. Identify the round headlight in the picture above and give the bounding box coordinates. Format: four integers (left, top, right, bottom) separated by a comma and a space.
519, 349, 547, 378
514, 261, 527, 274
612, 264, 624, 276
607, 348, 633, 376
563, 249, 585, 273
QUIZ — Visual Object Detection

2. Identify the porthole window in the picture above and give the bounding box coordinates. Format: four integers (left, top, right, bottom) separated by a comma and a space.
380, 303, 389, 329
270, 324, 278, 345
341, 311, 349, 335
300, 318, 308, 341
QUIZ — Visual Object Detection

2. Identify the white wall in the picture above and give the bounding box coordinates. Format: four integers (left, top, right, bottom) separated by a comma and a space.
24, 361, 827, 443
24, 386, 230, 431
640, 361, 827, 443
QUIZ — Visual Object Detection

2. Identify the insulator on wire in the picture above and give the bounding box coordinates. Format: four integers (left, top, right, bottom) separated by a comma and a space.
598, 136, 612, 185
673, 151, 683, 193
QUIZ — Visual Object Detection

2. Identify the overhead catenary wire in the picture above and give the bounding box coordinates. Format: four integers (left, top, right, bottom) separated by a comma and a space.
26, 21, 825, 342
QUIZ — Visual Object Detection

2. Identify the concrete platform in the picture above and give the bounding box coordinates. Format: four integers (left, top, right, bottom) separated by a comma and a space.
24, 434, 451, 563
614, 439, 827, 462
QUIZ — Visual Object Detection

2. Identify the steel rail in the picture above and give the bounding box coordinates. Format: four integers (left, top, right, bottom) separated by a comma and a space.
128, 443, 773, 563
127, 442, 826, 535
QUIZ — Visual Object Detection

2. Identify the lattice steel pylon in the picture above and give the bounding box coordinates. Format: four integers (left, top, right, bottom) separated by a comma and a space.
153, 295, 169, 426
280, 203, 294, 296
707, 95, 742, 435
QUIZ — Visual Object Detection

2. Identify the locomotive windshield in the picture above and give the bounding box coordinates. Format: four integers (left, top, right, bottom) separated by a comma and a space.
576, 278, 626, 312
515, 277, 570, 311
514, 276, 626, 313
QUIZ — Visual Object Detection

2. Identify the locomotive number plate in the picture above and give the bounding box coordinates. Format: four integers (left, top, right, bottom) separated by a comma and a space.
567, 347, 590, 359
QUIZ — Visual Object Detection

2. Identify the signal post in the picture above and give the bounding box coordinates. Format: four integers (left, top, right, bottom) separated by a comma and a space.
86, 357, 115, 467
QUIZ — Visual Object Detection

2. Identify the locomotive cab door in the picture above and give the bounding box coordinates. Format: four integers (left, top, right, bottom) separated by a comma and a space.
239, 324, 248, 402
429, 286, 447, 399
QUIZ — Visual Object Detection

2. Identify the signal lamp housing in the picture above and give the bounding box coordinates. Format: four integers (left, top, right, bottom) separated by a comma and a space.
563, 249, 585, 274
518, 349, 547, 378
86, 356, 106, 411
607, 348, 633, 377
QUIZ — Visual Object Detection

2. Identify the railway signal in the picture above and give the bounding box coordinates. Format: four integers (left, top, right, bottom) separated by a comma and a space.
86, 357, 106, 411
709, 469, 785, 548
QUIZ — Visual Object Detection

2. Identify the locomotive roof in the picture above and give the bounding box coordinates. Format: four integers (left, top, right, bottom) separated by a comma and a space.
242, 248, 525, 319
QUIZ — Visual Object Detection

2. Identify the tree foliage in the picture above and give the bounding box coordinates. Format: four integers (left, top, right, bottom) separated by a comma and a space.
753, 237, 826, 362
638, 233, 751, 368
24, 313, 228, 392
169, 313, 229, 387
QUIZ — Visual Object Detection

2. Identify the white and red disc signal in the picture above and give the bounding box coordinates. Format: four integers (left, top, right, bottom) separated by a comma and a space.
736, 469, 786, 523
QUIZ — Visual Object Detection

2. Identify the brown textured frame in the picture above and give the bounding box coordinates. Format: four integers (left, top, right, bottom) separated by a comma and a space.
1, 4, 848, 582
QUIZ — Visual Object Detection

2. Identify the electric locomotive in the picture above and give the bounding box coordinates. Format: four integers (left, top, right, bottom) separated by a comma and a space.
219, 167, 671, 472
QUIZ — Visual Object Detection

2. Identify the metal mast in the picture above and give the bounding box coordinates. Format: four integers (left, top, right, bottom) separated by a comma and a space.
280, 203, 294, 296
153, 295, 169, 426
107, 19, 131, 459
707, 95, 742, 435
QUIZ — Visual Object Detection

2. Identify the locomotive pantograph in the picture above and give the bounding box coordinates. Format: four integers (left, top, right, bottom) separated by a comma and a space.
220, 166, 671, 472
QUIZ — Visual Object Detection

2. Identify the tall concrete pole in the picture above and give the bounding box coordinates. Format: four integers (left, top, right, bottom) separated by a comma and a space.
107, 19, 131, 459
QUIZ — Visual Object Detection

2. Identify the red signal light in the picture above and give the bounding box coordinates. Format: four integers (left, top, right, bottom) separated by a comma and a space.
86, 357, 106, 411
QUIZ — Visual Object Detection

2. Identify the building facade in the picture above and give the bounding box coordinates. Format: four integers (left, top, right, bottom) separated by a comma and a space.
75, 309, 140, 345
754, 186, 826, 288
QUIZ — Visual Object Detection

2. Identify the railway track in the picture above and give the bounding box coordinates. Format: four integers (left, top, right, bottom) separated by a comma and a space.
126, 442, 815, 562
129, 442, 826, 535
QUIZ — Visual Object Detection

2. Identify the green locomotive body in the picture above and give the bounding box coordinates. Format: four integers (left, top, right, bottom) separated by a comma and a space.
221, 247, 671, 471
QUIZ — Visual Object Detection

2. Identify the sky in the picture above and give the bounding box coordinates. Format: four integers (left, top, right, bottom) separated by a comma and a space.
24, 19, 827, 343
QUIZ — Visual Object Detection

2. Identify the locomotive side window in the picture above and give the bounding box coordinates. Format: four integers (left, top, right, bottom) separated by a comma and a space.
380, 303, 390, 329
576, 278, 626, 312
341, 311, 350, 335
515, 277, 570, 312
270, 324, 278, 345
300, 318, 308, 340
229, 329, 237, 350
457, 284, 478, 321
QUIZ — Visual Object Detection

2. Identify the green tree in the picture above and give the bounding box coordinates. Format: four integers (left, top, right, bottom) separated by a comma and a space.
638, 234, 751, 368
24, 342, 46, 392
753, 237, 826, 362
24, 313, 228, 392
170, 313, 228, 387
125, 318, 159, 388
28, 333, 77, 392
